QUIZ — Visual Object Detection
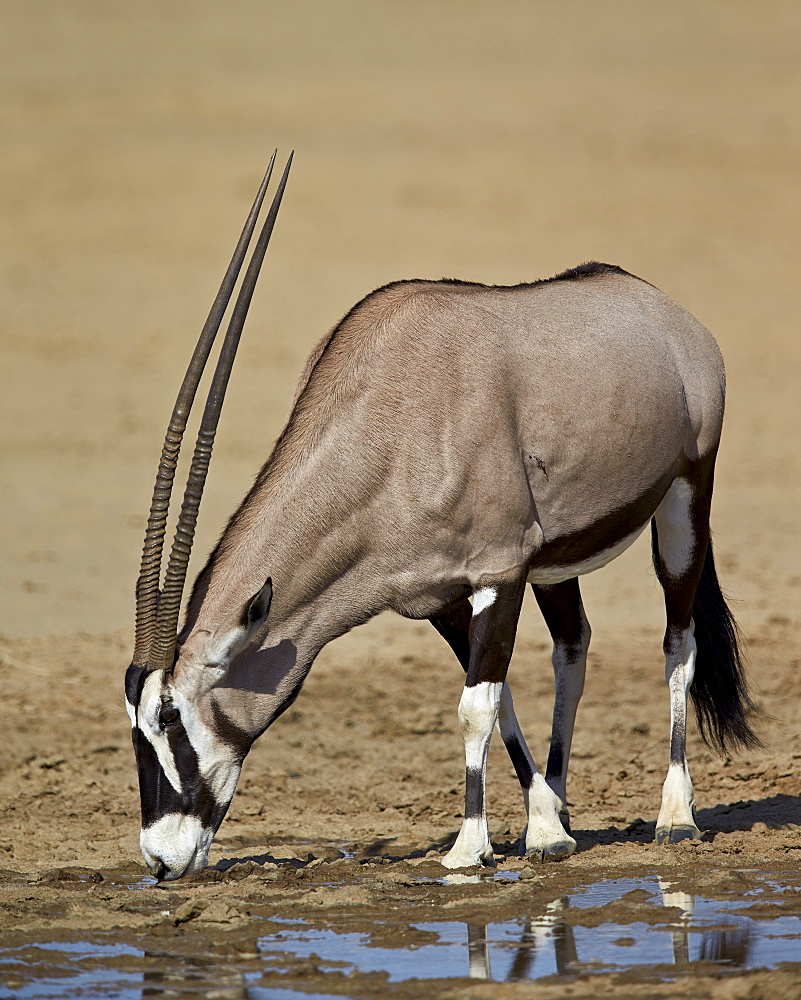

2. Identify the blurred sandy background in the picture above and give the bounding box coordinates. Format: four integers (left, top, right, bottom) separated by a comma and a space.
2, 0, 799, 647
1, 6, 801, 958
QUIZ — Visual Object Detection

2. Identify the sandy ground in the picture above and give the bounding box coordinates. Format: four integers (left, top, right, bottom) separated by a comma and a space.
1, 1, 800, 996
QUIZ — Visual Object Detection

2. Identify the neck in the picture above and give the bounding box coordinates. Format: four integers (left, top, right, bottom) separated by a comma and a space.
180, 416, 393, 692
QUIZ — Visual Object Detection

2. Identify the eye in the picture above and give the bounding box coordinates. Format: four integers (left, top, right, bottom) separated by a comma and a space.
159, 705, 180, 727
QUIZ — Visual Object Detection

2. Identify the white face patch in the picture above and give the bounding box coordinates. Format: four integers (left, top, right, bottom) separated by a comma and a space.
129, 661, 251, 879
527, 521, 649, 585
471, 587, 497, 616
140, 814, 213, 879
654, 478, 695, 579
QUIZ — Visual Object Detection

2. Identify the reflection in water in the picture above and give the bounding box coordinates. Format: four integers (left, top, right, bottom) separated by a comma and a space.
141, 958, 250, 998
2, 877, 790, 996
697, 928, 750, 965
660, 879, 693, 965
467, 923, 491, 979
464, 880, 753, 980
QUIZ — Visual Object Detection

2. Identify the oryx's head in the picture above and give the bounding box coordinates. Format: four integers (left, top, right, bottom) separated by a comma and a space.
126, 154, 291, 881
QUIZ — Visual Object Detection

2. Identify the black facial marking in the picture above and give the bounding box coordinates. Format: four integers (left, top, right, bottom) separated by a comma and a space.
131, 727, 186, 828
504, 735, 534, 789
464, 766, 484, 820
126, 682, 230, 833
164, 722, 226, 829
125, 663, 147, 708
210, 698, 252, 762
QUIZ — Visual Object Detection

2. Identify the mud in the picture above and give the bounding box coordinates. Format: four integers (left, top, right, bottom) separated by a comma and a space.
1, 859, 801, 997
2, 1, 800, 998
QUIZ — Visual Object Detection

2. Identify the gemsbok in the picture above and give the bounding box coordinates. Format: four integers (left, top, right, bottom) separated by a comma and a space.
125, 153, 759, 880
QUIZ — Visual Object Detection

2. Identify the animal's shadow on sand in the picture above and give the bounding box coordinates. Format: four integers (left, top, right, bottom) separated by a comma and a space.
210, 835, 456, 874
206, 795, 799, 874
571, 792, 801, 851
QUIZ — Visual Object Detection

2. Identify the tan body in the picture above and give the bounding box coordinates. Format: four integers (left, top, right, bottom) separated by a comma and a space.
128, 179, 755, 881
187, 270, 722, 644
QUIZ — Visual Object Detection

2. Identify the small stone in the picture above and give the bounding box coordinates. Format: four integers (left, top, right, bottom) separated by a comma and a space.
173, 899, 206, 924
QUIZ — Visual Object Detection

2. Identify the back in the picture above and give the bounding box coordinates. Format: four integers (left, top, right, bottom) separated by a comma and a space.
293, 267, 724, 571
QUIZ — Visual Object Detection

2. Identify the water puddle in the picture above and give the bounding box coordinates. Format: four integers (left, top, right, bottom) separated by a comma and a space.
2, 871, 799, 997
258, 875, 801, 982
0, 937, 339, 1000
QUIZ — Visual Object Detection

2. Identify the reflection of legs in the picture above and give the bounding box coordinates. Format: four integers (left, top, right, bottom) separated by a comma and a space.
659, 879, 693, 964
532, 579, 590, 833
529, 898, 578, 976
506, 919, 536, 982
466, 924, 491, 979
653, 480, 707, 843
442, 579, 525, 869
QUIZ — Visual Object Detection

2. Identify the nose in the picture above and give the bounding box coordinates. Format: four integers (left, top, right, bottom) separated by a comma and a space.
142, 845, 169, 881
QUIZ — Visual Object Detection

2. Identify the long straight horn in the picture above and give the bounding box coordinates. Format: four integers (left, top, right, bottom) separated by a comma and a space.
149, 152, 293, 672
131, 153, 278, 670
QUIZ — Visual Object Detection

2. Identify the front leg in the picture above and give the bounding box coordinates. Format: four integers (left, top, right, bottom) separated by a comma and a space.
443, 578, 525, 869
431, 598, 544, 828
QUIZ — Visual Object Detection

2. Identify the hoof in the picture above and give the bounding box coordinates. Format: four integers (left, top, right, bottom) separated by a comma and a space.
441, 849, 495, 870
526, 838, 577, 863
655, 825, 702, 846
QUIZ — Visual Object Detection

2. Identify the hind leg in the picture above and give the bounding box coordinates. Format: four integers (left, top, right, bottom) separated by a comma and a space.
532, 579, 590, 837
652, 477, 710, 844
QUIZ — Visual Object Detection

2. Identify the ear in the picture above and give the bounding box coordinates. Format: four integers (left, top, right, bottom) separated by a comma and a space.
241, 577, 273, 636
195, 578, 273, 677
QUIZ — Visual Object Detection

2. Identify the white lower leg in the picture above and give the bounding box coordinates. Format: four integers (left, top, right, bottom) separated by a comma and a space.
496, 681, 576, 861
524, 774, 576, 859
443, 681, 502, 868
656, 627, 700, 840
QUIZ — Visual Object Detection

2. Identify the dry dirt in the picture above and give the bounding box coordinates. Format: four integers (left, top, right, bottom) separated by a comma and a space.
1, 2, 800, 997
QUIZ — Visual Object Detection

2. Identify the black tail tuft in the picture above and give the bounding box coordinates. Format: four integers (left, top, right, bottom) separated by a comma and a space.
651, 523, 762, 756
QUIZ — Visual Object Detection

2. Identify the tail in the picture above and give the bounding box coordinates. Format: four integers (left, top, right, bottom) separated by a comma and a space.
651, 523, 762, 756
